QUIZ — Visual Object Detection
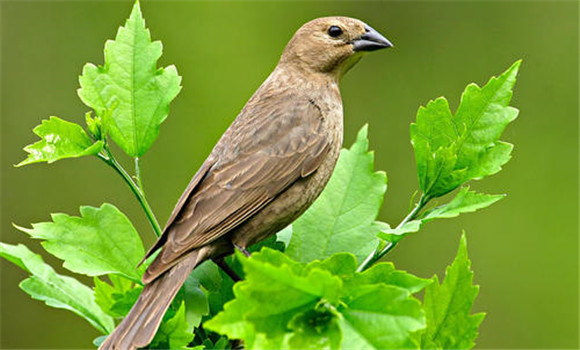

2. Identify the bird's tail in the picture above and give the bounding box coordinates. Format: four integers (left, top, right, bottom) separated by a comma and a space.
99, 249, 206, 350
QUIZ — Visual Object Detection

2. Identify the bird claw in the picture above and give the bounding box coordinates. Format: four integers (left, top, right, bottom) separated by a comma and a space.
234, 244, 251, 257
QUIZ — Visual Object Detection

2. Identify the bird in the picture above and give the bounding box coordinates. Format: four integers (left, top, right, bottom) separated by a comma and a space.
100, 16, 392, 350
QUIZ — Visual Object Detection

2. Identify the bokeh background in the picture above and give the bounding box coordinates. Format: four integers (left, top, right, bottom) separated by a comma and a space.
1, 0, 578, 348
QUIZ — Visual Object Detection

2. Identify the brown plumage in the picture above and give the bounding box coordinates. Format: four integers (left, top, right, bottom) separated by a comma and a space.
100, 16, 391, 350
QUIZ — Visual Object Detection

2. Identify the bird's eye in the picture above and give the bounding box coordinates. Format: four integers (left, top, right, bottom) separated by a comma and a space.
328, 26, 343, 38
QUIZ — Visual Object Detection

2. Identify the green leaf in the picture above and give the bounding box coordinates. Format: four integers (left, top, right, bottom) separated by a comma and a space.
207, 249, 430, 349
345, 261, 431, 295
16, 116, 103, 167
374, 220, 422, 244
0, 243, 114, 333
182, 274, 210, 330
190, 260, 223, 293
421, 234, 485, 349
94, 274, 142, 318
15, 203, 145, 282
205, 249, 343, 349
420, 187, 504, 221
187, 259, 238, 319
78, 1, 182, 157
93, 335, 107, 347
410, 98, 461, 196
286, 125, 387, 263
204, 289, 255, 346
276, 225, 293, 247
287, 304, 342, 350
379, 187, 503, 243
339, 284, 425, 349
85, 112, 103, 140
150, 302, 195, 350
213, 336, 231, 350
303, 252, 357, 278
410, 61, 520, 197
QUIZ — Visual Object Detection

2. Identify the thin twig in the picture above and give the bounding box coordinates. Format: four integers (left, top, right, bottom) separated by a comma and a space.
357, 193, 430, 272
97, 146, 162, 237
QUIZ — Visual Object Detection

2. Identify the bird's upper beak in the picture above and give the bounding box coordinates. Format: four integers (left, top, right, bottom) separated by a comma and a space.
352, 25, 393, 52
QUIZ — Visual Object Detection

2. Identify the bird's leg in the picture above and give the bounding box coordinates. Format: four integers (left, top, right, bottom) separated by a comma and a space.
234, 243, 251, 257
213, 257, 242, 282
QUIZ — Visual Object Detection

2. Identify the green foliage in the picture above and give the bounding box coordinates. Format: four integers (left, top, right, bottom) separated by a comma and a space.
206, 249, 427, 349
421, 234, 485, 349
181, 274, 211, 330
286, 125, 387, 263
379, 187, 504, 243
78, 1, 182, 157
15, 203, 145, 282
150, 303, 195, 349
345, 261, 431, 294
410, 61, 520, 198
339, 284, 424, 349
0, 243, 114, 334
16, 116, 103, 166
94, 275, 143, 318
2, 1, 520, 348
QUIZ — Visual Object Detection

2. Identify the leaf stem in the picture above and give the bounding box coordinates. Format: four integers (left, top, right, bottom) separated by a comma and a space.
98, 146, 162, 237
357, 193, 430, 272
134, 157, 144, 191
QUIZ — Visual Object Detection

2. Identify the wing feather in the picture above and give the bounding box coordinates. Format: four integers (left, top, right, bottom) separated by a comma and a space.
144, 95, 332, 280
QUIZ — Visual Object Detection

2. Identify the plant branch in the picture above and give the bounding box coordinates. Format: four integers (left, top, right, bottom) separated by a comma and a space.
357, 193, 430, 272
134, 157, 144, 191
98, 146, 162, 237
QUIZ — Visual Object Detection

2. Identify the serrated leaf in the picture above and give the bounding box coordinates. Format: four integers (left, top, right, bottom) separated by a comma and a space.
287, 305, 342, 350
453, 63, 520, 180
411, 61, 520, 197
94, 274, 142, 318
346, 262, 431, 295
286, 125, 387, 263
15, 203, 145, 282
207, 249, 431, 349
420, 187, 504, 221
205, 249, 343, 349
410, 98, 460, 195
339, 284, 425, 349
78, 1, 182, 157
204, 289, 255, 345
303, 252, 357, 278
150, 302, 195, 350
379, 187, 504, 243
421, 234, 485, 349
0, 243, 114, 333
16, 116, 103, 167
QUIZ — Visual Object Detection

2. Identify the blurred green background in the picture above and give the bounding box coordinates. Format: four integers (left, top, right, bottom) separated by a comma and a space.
1, 0, 578, 348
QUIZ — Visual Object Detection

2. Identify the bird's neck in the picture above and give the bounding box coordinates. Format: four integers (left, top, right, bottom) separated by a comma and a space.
266, 63, 341, 95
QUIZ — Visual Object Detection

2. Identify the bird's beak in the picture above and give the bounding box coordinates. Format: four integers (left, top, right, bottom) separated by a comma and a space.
352, 25, 393, 52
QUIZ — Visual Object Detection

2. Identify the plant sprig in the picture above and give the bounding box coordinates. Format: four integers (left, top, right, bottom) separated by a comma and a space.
2, 1, 520, 349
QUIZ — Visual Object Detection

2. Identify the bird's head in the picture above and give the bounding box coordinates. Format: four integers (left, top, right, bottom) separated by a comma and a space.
279, 17, 392, 80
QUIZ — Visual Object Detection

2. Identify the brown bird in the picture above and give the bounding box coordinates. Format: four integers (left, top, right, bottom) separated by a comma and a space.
100, 16, 392, 350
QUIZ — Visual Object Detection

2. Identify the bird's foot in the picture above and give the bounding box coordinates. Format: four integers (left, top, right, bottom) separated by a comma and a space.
234, 243, 251, 257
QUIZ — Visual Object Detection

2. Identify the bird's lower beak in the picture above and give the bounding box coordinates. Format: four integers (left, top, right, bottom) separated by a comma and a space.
352, 25, 393, 52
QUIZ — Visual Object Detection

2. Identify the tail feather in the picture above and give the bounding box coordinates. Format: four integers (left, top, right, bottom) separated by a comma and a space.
99, 249, 206, 350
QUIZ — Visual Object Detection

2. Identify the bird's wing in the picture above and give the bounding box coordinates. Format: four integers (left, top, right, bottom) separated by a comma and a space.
142, 158, 216, 262
144, 96, 332, 279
